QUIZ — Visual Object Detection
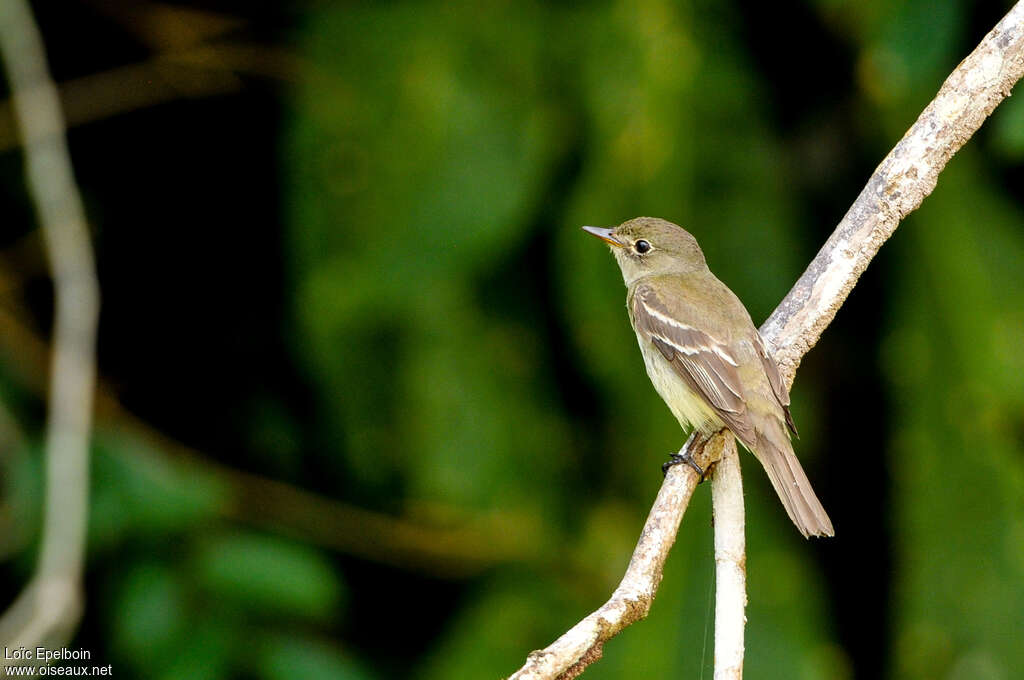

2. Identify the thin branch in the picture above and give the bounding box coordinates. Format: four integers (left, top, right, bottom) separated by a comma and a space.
710, 440, 745, 680
0, 0, 100, 651
507, 2, 1024, 678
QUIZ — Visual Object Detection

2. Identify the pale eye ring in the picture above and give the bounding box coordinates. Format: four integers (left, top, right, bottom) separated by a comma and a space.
634, 239, 651, 254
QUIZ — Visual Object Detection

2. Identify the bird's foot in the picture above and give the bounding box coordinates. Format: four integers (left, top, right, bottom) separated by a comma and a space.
662, 448, 706, 481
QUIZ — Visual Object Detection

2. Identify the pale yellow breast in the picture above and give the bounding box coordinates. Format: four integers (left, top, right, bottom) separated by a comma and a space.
635, 331, 723, 432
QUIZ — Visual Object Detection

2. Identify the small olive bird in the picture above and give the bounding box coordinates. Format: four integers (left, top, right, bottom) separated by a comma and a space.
584, 217, 833, 538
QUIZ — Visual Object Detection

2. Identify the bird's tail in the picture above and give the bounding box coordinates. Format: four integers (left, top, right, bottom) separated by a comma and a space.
750, 423, 833, 538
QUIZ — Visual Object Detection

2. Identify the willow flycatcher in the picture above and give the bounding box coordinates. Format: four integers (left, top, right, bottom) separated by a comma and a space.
584, 217, 833, 538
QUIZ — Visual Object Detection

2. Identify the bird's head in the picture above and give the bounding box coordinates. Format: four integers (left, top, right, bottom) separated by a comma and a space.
582, 217, 707, 286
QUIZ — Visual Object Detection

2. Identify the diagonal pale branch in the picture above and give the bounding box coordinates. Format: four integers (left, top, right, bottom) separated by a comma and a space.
0, 0, 100, 651
507, 3, 1024, 678
761, 1, 1024, 383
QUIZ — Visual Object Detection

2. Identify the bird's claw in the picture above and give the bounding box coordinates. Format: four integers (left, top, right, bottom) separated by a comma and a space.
662, 450, 706, 481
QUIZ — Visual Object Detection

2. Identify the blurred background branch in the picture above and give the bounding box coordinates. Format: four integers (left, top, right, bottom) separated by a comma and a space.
0, 0, 99, 651
0, 291, 546, 579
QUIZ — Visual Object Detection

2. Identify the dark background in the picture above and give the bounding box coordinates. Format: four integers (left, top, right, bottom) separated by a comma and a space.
2, 1, 1023, 678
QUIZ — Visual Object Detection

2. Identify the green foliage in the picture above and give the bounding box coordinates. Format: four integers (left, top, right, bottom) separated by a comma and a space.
276, 0, 1024, 677
110, 562, 188, 664
884, 157, 1024, 679
258, 634, 373, 680
287, 1, 568, 504
990, 90, 1024, 161
193, 531, 344, 621
89, 435, 225, 548
416, 571, 585, 679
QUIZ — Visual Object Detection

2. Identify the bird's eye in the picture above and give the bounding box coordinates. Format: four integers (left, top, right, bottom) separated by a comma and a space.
634, 239, 651, 254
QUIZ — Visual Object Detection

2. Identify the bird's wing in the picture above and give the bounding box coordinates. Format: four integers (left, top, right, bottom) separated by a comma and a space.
752, 331, 798, 436
631, 283, 756, 443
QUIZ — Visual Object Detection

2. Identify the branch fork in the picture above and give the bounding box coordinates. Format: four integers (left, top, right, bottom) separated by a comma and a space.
509, 2, 1024, 677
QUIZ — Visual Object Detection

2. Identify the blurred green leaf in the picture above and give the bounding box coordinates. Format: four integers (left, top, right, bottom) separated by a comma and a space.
861, 0, 964, 108
989, 89, 1024, 161
110, 562, 186, 667
885, 157, 1024, 679
152, 618, 234, 680
258, 634, 374, 680
89, 434, 225, 549
193, 531, 344, 622
286, 1, 561, 495
3, 441, 44, 559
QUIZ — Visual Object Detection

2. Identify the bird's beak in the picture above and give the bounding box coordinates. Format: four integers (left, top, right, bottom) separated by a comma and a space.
582, 226, 627, 248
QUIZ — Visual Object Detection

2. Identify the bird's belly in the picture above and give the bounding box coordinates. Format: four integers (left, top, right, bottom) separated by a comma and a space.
636, 335, 722, 433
